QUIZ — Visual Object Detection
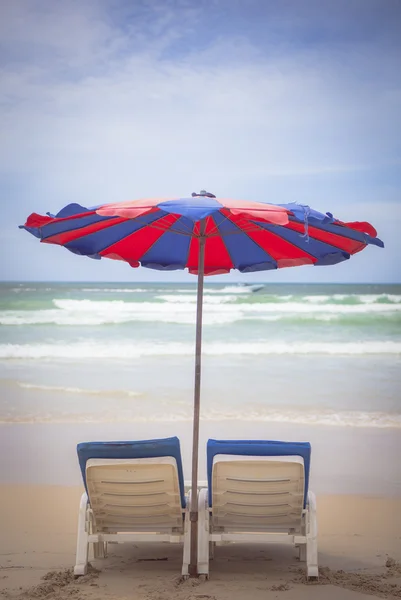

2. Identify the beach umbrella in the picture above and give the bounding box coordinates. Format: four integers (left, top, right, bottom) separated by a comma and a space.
20, 191, 383, 575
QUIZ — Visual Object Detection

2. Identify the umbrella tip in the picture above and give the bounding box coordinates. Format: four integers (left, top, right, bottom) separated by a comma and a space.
191, 190, 216, 198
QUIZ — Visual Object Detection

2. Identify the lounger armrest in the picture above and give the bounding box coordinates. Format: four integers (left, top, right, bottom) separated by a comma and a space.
74, 492, 90, 576
307, 490, 316, 509
307, 490, 317, 536
182, 490, 192, 576
80, 492, 89, 514
306, 490, 318, 579
197, 488, 210, 576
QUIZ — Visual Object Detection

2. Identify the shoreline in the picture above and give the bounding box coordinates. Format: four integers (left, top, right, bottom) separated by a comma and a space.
1, 421, 400, 496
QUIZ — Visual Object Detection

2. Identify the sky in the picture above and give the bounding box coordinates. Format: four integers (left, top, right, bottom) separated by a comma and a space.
1, 0, 400, 283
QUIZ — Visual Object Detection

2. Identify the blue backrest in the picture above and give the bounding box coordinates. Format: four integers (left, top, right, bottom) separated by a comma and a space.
207, 439, 311, 508
77, 436, 186, 508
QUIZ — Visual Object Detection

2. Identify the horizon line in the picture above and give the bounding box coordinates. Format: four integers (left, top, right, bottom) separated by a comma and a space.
1, 280, 400, 285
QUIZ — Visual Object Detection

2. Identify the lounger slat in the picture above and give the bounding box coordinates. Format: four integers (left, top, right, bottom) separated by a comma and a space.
97, 512, 171, 519
86, 458, 184, 531
225, 490, 294, 497
103, 502, 169, 509
227, 477, 291, 483
103, 491, 166, 497
226, 501, 291, 508
100, 479, 165, 485
211, 455, 305, 532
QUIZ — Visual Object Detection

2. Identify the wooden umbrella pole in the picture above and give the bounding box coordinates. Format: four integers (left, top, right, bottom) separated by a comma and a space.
189, 219, 206, 577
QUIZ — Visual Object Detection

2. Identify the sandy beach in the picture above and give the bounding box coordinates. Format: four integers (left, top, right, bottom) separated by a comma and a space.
0, 422, 400, 599
0, 486, 401, 599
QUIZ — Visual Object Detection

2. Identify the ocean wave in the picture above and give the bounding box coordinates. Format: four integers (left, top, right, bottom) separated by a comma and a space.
80, 287, 150, 293
303, 294, 401, 305
16, 382, 143, 397
81, 287, 199, 294
203, 408, 401, 429
48, 298, 401, 314
1, 408, 399, 428
1, 340, 400, 359
202, 285, 255, 294
1, 295, 400, 327
155, 294, 237, 304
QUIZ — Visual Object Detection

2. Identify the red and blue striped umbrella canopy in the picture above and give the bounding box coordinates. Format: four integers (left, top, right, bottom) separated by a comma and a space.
21, 193, 383, 273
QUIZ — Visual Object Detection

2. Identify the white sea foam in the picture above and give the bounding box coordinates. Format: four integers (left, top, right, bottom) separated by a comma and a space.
359, 294, 401, 303
303, 295, 331, 303
155, 294, 237, 304
304, 294, 401, 304
1, 407, 399, 428
205, 285, 254, 294
17, 382, 143, 397
51, 298, 401, 314
1, 340, 400, 360
202, 408, 401, 429
80, 287, 150, 293
1, 295, 400, 327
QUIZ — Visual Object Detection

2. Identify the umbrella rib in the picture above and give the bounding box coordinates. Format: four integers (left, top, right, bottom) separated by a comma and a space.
118, 211, 196, 237
111, 211, 194, 237
41, 214, 123, 241
121, 211, 273, 238
287, 219, 366, 253
146, 220, 274, 238
101, 210, 287, 239
284, 218, 361, 255
205, 222, 275, 238
212, 214, 278, 268
219, 215, 279, 265
145, 223, 193, 236
257, 222, 338, 260
210, 214, 235, 263
204, 214, 224, 237
132, 219, 195, 267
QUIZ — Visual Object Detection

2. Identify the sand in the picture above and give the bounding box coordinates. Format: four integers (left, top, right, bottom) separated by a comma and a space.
1, 422, 400, 496
0, 420, 400, 598
1, 485, 401, 599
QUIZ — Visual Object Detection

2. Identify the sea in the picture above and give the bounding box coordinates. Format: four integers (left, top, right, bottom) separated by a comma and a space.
0, 281, 400, 430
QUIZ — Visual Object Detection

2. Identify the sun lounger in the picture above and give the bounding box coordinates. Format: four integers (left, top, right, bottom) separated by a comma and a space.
198, 439, 318, 579
74, 436, 191, 576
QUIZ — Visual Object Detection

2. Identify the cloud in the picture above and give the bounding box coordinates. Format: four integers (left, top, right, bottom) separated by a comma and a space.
0, 0, 400, 281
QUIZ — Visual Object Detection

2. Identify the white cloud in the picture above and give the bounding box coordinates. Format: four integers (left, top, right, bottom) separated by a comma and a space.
0, 0, 400, 281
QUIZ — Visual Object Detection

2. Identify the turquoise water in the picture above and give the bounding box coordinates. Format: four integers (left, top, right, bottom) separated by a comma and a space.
0, 281, 400, 427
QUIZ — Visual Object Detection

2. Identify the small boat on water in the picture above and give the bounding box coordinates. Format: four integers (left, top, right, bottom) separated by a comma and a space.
241, 283, 265, 293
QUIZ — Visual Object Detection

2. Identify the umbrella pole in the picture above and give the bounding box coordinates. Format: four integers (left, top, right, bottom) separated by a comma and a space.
189, 222, 206, 577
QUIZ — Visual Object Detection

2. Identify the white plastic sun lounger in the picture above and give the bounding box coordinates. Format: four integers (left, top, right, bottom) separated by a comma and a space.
74, 437, 191, 576
197, 439, 318, 579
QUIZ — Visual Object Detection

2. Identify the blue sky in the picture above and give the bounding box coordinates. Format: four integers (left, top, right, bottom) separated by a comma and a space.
1, 0, 400, 283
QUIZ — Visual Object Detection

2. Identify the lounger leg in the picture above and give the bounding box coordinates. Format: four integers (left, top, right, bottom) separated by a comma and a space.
93, 541, 106, 559
299, 543, 307, 562
197, 488, 210, 577
74, 492, 90, 576
298, 516, 307, 562
182, 490, 191, 577
209, 541, 215, 560
306, 491, 318, 579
